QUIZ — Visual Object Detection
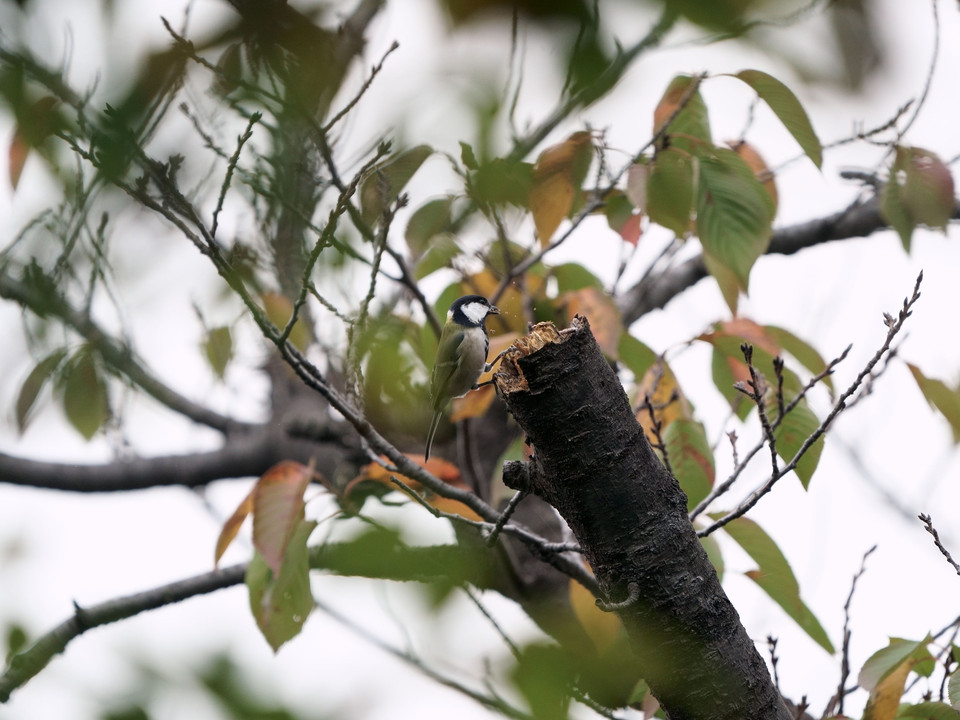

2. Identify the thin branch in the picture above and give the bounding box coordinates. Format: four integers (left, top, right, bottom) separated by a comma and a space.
486, 490, 528, 547
736, 343, 780, 478
700, 273, 922, 536
0, 270, 247, 434
211, 111, 261, 239
505, 8, 677, 164
0, 564, 247, 702
823, 545, 877, 719
323, 40, 399, 133
312, 596, 534, 720
918, 513, 960, 576
897, 0, 940, 141
689, 343, 851, 521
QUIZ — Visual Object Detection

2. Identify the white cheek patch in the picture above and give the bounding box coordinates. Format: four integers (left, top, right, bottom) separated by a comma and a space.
460, 301, 490, 325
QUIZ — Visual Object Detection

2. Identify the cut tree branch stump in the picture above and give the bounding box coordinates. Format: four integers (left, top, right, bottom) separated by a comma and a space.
495, 316, 792, 720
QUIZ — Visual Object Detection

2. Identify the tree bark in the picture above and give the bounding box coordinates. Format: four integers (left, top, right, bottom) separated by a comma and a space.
495, 317, 792, 720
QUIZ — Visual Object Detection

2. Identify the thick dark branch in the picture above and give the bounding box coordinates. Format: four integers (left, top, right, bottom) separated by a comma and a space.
0, 431, 278, 491
619, 197, 959, 324
494, 318, 791, 720
0, 270, 247, 434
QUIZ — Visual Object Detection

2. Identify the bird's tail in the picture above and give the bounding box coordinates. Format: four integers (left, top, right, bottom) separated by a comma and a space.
424, 409, 444, 461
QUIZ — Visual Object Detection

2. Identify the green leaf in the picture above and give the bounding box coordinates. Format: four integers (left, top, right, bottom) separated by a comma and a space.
653, 75, 712, 152
907, 364, 960, 444
948, 661, 960, 710
459, 141, 478, 170
604, 192, 641, 245
510, 643, 575, 720
617, 333, 657, 382
405, 197, 454, 258
717, 516, 834, 653
881, 166, 916, 252
414, 234, 460, 280
60, 349, 109, 440
360, 144, 433, 223
470, 158, 533, 208
247, 519, 316, 653
696, 148, 774, 291
898, 701, 960, 720
767, 392, 824, 490
15, 348, 67, 433
203, 326, 232, 380
552, 262, 603, 294
663, 419, 714, 509
859, 637, 932, 691
732, 70, 822, 168
647, 148, 694, 237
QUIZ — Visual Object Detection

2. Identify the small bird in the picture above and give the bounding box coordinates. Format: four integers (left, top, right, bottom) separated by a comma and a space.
425, 294, 501, 460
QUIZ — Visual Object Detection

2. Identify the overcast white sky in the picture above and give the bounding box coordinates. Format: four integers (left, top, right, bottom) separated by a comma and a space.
1, 1, 960, 719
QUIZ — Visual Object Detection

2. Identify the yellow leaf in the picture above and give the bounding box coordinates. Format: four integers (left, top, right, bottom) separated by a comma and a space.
635, 361, 691, 442
450, 384, 496, 423
214, 487, 255, 567
349, 454, 462, 494
530, 132, 594, 246
562, 287, 622, 357
428, 495, 484, 523
569, 576, 623, 654
463, 272, 542, 335
261, 292, 311, 350
863, 661, 912, 720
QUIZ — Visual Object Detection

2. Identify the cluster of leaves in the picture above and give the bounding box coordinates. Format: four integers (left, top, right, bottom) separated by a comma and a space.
856, 637, 960, 720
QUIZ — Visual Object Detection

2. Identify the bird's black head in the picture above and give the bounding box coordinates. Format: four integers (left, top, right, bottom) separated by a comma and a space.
449, 295, 500, 328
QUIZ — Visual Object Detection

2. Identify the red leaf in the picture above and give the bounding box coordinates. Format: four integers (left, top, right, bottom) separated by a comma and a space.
9, 129, 28, 191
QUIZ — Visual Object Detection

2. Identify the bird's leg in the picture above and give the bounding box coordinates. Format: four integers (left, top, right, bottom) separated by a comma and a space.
483, 348, 509, 374
474, 348, 510, 389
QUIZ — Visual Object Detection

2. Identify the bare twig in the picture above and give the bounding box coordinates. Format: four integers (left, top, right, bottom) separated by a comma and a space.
689, 344, 851, 521
918, 513, 960, 576
767, 636, 780, 691
211, 111, 261, 239
0, 564, 247, 702
823, 545, 877, 718
486, 490, 528, 547
700, 273, 922, 536
313, 596, 534, 720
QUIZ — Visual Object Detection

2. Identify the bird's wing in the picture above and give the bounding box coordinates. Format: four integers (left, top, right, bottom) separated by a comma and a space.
430, 328, 465, 411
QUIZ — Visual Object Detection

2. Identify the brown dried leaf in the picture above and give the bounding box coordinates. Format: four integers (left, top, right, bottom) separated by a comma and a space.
562, 287, 622, 356
529, 132, 594, 246
635, 361, 691, 442
253, 461, 313, 574
729, 140, 778, 213
215, 487, 255, 567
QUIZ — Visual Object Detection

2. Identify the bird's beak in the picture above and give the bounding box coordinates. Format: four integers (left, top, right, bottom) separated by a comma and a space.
489, 304, 500, 315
